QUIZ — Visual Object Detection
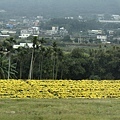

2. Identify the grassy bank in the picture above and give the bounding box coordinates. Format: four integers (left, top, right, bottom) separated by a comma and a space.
0, 98, 120, 120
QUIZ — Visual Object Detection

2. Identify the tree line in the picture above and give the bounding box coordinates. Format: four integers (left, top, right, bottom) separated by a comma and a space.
0, 37, 120, 80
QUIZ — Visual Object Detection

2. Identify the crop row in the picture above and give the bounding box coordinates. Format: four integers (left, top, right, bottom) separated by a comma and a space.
0, 80, 120, 98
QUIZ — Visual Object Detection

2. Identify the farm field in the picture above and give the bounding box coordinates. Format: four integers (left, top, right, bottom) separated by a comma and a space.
0, 80, 120, 99
0, 80, 120, 120
0, 98, 120, 120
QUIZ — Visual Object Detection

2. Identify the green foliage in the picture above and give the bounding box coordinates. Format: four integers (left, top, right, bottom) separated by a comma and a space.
62, 35, 71, 42
0, 37, 17, 79
42, 18, 102, 34
89, 75, 101, 80
0, 37, 120, 80
0, 55, 8, 79
0, 55, 17, 79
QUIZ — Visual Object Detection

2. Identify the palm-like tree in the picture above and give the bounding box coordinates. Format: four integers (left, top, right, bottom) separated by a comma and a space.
38, 38, 46, 79
0, 55, 8, 79
55, 48, 63, 79
39, 46, 46, 79
28, 36, 38, 79
15, 47, 28, 79
0, 55, 17, 79
28, 37, 46, 79
52, 42, 63, 79
2, 37, 16, 79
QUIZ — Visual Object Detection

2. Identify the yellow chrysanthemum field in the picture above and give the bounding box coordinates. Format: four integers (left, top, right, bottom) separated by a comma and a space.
0, 80, 120, 99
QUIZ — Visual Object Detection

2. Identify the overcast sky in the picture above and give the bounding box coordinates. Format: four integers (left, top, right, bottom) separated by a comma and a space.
0, 0, 120, 17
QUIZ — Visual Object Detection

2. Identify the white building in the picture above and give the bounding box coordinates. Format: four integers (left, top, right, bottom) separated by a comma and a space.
52, 26, 59, 34
19, 30, 31, 38
37, 16, 43, 19
52, 27, 58, 31
112, 15, 120, 20
19, 34, 31, 38
99, 20, 120, 23
59, 27, 68, 36
1, 30, 16, 34
65, 17, 74, 19
88, 30, 103, 35
45, 26, 59, 35
19, 27, 39, 38
1, 30, 9, 34
78, 15, 83, 20
97, 35, 107, 42
31, 27, 40, 35
13, 43, 33, 49
0, 35, 10, 38
97, 14, 104, 20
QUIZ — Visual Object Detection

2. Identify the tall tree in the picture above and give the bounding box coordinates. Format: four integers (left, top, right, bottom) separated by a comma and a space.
0, 55, 8, 79
39, 38, 46, 79
0, 54, 17, 79
28, 37, 46, 79
15, 47, 28, 79
52, 42, 63, 79
28, 36, 38, 79
2, 37, 16, 79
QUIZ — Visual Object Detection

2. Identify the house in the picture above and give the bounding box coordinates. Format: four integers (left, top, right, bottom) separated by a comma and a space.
1, 30, 16, 35
88, 30, 103, 35
19, 30, 31, 38
97, 35, 107, 42
19, 27, 40, 38
31, 27, 40, 35
112, 15, 120, 20
52, 26, 58, 31
97, 14, 104, 20
107, 30, 114, 36
0, 35, 10, 38
78, 15, 83, 20
45, 26, 59, 35
13, 43, 33, 49
59, 27, 68, 36
0, 10, 6, 13
1, 30, 9, 34
65, 17, 74, 19
99, 20, 120, 23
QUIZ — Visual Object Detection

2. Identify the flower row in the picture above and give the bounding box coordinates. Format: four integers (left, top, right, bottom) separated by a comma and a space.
0, 80, 120, 98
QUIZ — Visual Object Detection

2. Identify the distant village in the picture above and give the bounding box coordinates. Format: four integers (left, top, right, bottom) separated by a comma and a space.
0, 13, 120, 48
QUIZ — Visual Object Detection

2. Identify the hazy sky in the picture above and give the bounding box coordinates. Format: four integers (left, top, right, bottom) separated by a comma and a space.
0, 0, 120, 17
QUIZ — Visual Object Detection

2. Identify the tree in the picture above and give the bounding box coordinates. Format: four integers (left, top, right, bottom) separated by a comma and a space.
51, 42, 63, 79
28, 37, 46, 79
0, 55, 8, 79
38, 46, 46, 79
42, 47, 53, 79
28, 36, 39, 79
62, 35, 71, 42
54, 48, 63, 79
38, 38, 46, 79
2, 37, 16, 79
0, 55, 17, 79
15, 47, 28, 79
52, 42, 57, 79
